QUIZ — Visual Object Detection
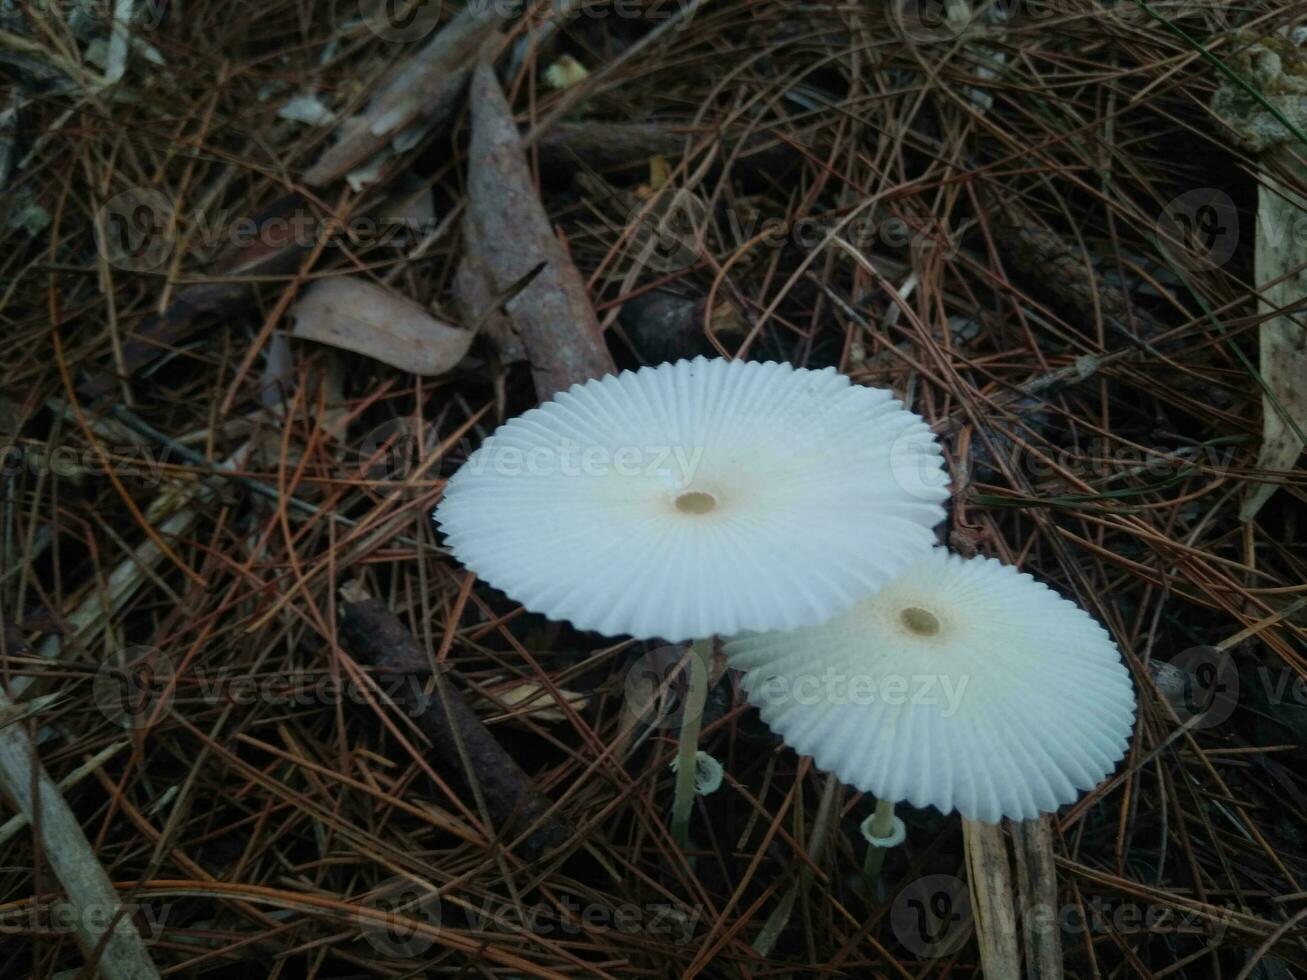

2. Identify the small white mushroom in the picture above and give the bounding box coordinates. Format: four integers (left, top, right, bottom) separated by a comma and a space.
543, 55, 589, 92
668, 750, 724, 796
859, 808, 906, 849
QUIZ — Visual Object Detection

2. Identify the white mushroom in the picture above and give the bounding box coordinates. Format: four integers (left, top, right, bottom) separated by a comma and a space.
435, 356, 948, 642
435, 356, 950, 846
724, 549, 1137, 825
668, 750, 724, 796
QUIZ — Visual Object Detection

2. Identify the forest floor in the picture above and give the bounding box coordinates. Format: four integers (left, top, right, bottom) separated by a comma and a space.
1, 0, 1306, 977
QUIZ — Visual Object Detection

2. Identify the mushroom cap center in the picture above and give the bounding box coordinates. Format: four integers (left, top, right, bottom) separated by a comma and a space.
900, 605, 941, 637
674, 489, 718, 515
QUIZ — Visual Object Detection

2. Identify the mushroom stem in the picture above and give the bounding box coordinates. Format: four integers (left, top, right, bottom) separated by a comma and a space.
669, 637, 712, 848
861, 798, 898, 882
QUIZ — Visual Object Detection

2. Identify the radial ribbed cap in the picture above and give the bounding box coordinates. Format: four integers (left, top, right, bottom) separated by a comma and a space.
723, 550, 1136, 822
435, 357, 948, 641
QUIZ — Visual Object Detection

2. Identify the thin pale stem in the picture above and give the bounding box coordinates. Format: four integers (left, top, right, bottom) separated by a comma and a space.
669, 637, 712, 849
862, 797, 896, 882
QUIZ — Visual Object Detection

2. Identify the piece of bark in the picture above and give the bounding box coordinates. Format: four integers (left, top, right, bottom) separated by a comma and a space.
1242, 147, 1307, 519
338, 593, 571, 855
0, 687, 162, 980
464, 61, 615, 400
303, 5, 504, 187
985, 190, 1166, 349
966, 188, 1202, 482
1207, 34, 1307, 518
290, 275, 473, 375
453, 256, 527, 362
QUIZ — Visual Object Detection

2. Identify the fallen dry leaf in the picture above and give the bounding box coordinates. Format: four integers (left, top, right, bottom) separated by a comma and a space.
290, 275, 472, 376
476, 680, 590, 724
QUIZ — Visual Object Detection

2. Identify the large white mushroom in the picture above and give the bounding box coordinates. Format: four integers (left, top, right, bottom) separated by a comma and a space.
436, 356, 948, 641
435, 356, 950, 846
723, 549, 1136, 835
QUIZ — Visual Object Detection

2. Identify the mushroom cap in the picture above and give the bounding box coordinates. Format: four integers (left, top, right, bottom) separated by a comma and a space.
435, 357, 948, 641
723, 550, 1136, 822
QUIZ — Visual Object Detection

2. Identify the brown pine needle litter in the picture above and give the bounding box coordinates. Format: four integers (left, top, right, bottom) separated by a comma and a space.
1, 0, 1306, 978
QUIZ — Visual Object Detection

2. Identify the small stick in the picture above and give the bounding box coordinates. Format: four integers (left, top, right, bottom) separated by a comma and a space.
0, 687, 161, 980
303, 5, 505, 187
963, 818, 1022, 979
0, 738, 130, 848
338, 587, 570, 855
1013, 817, 1064, 979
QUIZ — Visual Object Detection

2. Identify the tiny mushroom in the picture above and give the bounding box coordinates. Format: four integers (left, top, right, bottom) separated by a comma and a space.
723, 549, 1137, 852
669, 751, 725, 797
435, 356, 950, 847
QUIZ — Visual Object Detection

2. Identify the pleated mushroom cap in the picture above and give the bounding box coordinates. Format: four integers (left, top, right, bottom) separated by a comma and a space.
724, 550, 1136, 822
435, 357, 948, 641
